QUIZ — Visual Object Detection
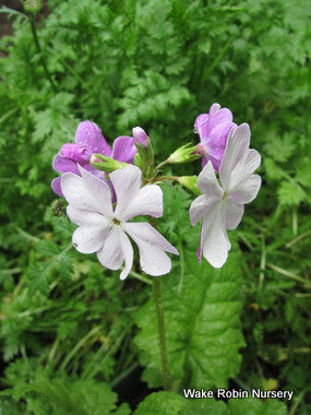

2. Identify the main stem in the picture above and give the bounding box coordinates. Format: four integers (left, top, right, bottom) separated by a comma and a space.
153, 277, 171, 390
30, 17, 57, 92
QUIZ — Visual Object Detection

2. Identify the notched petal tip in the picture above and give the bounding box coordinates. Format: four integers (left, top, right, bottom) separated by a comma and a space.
235, 122, 251, 140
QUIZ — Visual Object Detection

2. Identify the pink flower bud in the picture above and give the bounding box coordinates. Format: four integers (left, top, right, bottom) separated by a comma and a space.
132, 127, 148, 147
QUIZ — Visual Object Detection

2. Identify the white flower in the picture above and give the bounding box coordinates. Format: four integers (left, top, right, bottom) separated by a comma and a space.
61, 165, 179, 280
190, 123, 261, 268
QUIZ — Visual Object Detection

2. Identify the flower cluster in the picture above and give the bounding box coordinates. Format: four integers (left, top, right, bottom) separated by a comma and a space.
52, 103, 261, 277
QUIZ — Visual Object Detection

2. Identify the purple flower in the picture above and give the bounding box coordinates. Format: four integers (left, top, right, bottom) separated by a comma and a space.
51, 121, 149, 197
194, 103, 236, 171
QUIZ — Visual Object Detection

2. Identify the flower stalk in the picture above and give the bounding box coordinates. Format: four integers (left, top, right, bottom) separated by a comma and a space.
152, 277, 171, 391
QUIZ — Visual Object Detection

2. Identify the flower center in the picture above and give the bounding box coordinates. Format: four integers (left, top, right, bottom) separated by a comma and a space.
113, 218, 121, 225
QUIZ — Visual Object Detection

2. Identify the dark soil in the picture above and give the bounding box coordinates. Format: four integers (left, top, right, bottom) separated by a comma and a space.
0, 0, 49, 39
0, 1, 22, 38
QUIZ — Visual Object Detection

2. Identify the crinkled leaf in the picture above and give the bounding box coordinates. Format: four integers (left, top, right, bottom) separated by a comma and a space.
134, 391, 228, 415
228, 397, 288, 415
135, 252, 245, 389
134, 392, 288, 415
277, 181, 306, 206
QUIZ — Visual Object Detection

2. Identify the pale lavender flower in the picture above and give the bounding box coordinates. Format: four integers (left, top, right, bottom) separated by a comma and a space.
194, 103, 236, 171
61, 165, 179, 279
190, 124, 261, 268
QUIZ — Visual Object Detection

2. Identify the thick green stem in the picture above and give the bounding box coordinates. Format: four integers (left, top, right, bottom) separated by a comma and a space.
30, 17, 57, 91
153, 277, 171, 390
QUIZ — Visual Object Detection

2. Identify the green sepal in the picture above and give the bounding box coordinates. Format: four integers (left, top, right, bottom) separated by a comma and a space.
90, 154, 130, 173
134, 141, 155, 178
167, 143, 201, 164
178, 176, 201, 195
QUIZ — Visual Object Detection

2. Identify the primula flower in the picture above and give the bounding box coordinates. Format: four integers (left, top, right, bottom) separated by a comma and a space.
52, 121, 149, 196
194, 103, 236, 171
61, 164, 179, 280
190, 123, 261, 268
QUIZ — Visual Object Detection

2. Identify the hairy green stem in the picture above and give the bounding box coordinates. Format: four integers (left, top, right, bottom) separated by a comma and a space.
155, 160, 169, 171
153, 277, 171, 390
153, 175, 179, 183
30, 17, 57, 91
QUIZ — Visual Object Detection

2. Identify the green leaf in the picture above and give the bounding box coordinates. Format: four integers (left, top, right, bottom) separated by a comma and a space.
134, 391, 229, 415
228, 397, 288, 415
134, 391, 185, 415
277, 181, 306, 206
264, 159, 286, 182
134, 392, 288, 415
295, 158, 311, 188
135, 252, 245, 389
263, 134, 296, 163
0, 399, 24, 415
6, 376, 131, 415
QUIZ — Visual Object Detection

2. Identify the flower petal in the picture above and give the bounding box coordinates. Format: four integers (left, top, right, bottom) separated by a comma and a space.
53, 155, 79, 174
139, 245, 172, 276
61, 173, 96, 210
194, 113, 208, 135
60, 143, 90, 164
51, 177, 63, 196
78, 165, 113, 217
202, 108, 233, 147
207, 144, 226, 161
75, 120, 112, 156
201, 202, 230, 268
190, 194, 218, 226
121, 184, 163, 221
201, 154, 222, 172
226, 200, 244, 230
227, 149, 262, 194
230, 174, 262, 204
112, 136, 137, 163
123, 222, 178, 255
67, 205, 108, 227
197, 160, 223, 197
196, 222, 203, 262
72, 223, 110, 254
219, 123, 251, 191
123, 222, 179, 276
61, 172, 110, 215
97, 228, 123, 270
119, 231, 134, 280
109, 166, 142, 220
244, 149, 261, 174
198, 104, 232, 141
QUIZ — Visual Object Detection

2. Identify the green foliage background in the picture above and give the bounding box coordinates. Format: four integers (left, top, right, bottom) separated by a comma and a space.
0, 0, 310, 413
